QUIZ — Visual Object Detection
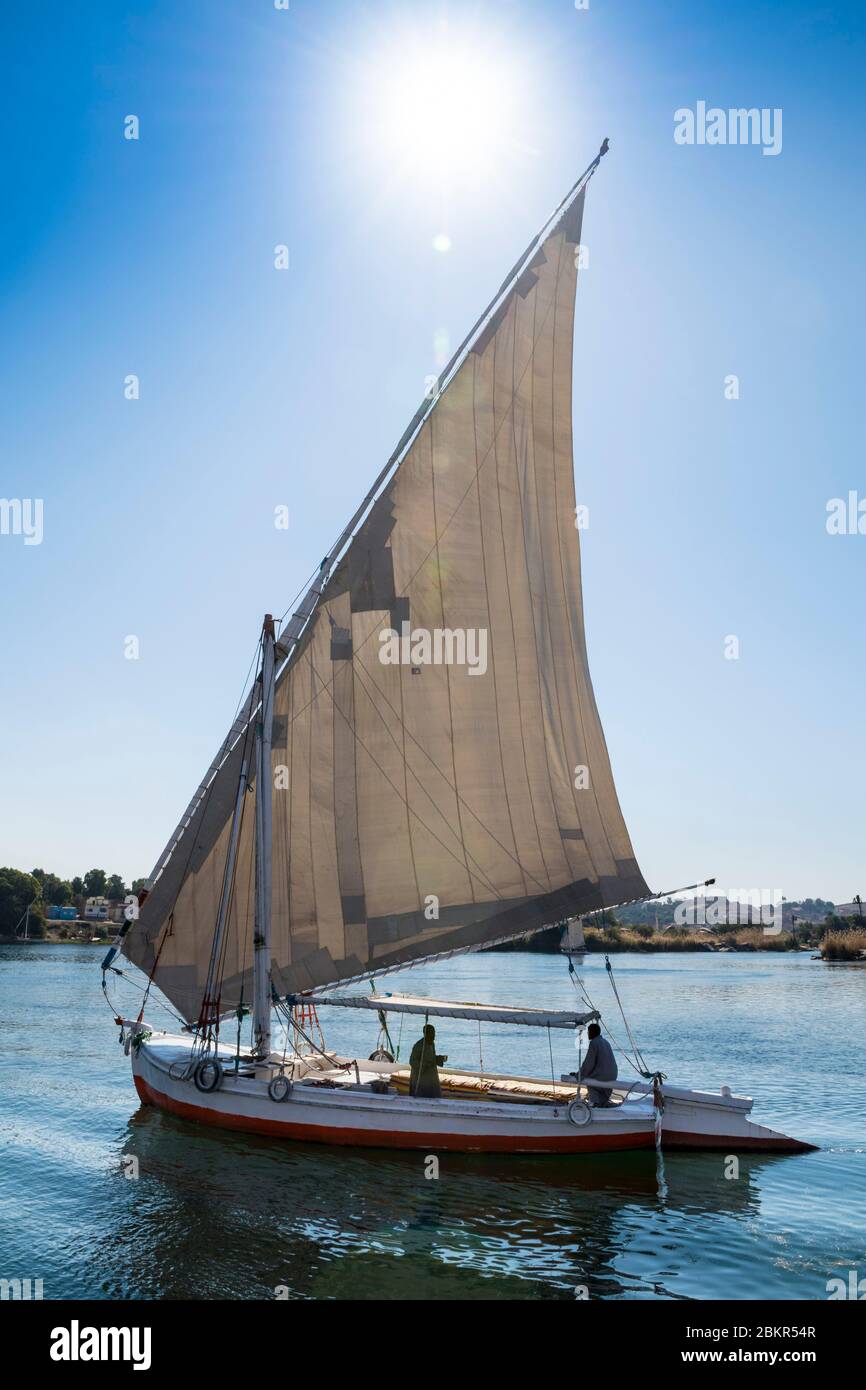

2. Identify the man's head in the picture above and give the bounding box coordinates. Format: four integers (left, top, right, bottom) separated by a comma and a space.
423, 1023, 436, 1043
587, 1022, 601, 1040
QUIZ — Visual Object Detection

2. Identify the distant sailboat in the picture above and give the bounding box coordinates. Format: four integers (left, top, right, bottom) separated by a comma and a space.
560, 918, 586, 956
104, 144, 811, 1155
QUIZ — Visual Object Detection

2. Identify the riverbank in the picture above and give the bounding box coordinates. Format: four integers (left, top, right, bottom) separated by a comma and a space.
0, 930, 108, 946
493, 925, 811, 954
4, 926, 835, 957
588, 926, 808, 953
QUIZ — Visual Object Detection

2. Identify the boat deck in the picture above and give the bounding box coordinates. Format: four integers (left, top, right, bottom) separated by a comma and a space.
133, 1028, 654, 1125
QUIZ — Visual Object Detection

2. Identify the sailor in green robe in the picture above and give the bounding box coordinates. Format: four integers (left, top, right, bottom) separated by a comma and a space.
409, 1024, 447, 1098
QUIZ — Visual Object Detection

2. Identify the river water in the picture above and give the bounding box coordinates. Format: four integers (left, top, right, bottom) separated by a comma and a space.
1, 944, 863, 1300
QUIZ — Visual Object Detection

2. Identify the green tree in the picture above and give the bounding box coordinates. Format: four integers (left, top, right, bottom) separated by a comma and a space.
71, 876, 84, 897
822, 912, 848, 935
105, 874, 127, 901
83, 868, 107, 898
131, 878, 147, 896
41, 873, 72, 905
0, 868, 42, 934
28, 909, 47, 938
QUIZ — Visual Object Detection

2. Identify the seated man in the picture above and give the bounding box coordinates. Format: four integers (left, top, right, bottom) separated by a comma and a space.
575, 1022, 617, 1107
409, 1023, 447, 1099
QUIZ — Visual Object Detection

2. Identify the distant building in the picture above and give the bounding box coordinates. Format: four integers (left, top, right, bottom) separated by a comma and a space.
84, 896, 110, 921
46, 905, 78, 921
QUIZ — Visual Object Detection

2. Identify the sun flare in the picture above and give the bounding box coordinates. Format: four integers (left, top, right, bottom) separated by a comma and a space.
362, 35, 519, 186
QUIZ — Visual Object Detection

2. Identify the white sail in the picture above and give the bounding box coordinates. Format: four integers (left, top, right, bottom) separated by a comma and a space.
560, 917, 586, 953
123, 168, 648, 1022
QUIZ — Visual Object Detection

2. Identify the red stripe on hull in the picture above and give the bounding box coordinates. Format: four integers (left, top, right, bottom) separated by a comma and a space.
133, 1073, 655, 1154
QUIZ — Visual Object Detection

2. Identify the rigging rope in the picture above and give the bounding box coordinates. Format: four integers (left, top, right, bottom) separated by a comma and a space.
546, 1024, 558, 1099
273, 997, 351, 1072
565, 954, 661, 1084
127, 633, 263, 1030
604, 955, 654, 1077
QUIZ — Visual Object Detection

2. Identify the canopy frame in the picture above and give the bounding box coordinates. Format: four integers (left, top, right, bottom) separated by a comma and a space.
292, 992, 599, 1030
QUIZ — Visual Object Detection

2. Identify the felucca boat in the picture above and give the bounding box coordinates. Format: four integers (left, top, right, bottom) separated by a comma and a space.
104, 144, 812, 1156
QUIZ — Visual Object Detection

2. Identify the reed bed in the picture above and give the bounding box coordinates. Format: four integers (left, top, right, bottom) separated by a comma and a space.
821, 929, 866, 961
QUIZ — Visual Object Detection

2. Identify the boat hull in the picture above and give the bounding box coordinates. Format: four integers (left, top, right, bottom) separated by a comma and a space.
133, 1071, 655, 1152
127, 1028, 814, 1155
130, 1035, 656, 1154
606, 1079, 816, 1153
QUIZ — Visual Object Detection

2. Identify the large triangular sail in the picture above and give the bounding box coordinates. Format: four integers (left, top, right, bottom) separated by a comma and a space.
122, 155, 649, 1022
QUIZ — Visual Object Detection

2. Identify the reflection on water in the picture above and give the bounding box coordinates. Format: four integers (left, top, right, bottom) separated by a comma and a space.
117, 1108, 779, 1300
1, 945, 864, 1300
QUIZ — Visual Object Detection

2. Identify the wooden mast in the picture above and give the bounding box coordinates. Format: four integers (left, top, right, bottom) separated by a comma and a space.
252, 614, 276, 1059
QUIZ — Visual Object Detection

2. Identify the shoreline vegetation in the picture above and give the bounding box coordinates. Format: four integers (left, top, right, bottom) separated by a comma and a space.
1, 866, 863, 961
492, 908, 866, 961
492, 924, 806, 954
820, 929, 866, 962
4, 925, 864, 963
0, 865, 144, 945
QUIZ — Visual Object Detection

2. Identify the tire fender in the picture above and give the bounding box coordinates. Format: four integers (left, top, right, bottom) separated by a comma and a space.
193, 1058, 224, 1093
268, 1074, 292, 1103
567, 1098, 593, 1127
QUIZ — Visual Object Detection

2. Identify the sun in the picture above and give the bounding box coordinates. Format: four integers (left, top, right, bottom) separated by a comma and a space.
359, 31, 520, 188
385, 46, 513, 176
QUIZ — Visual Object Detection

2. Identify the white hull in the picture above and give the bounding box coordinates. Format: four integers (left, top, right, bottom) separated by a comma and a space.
126, 1025, 813, 1155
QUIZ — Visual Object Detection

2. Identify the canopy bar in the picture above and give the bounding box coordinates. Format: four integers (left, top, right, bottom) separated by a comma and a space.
294, 992, 599, 1030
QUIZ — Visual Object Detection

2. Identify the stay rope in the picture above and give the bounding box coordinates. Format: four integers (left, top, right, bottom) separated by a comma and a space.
603, 955, 654, 1078
132, 635, 263, 1029
101, 962, 187, 1031
565, 954, 665, 1087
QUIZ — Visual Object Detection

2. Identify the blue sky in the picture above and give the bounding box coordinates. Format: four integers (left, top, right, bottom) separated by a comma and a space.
1, 0, 863, 902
